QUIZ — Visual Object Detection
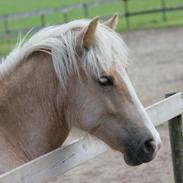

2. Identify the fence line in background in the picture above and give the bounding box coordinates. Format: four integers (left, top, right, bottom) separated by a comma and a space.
0, 0, 120, 38
0, 0, 183, 39
0, 92, 182, 183
122, 0, 183, 28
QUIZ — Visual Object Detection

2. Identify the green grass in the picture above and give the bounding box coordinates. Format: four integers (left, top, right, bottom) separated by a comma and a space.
0, 0, 183, 56
0, 0, 91, 15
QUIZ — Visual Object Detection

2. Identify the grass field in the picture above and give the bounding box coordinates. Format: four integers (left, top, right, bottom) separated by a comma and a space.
0, 0, 183, 55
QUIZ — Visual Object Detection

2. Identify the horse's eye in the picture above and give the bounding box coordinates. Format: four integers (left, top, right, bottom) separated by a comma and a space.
97, 76, 114, 86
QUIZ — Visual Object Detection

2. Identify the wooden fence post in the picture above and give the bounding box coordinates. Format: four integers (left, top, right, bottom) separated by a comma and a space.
63, 11, 68, 23
83, 3, 89, 18
40, 14, 45, 27
161, 0, 167, 22
123, 0, 130, 28
2, 16, 10, 34
166, 93, 183, 183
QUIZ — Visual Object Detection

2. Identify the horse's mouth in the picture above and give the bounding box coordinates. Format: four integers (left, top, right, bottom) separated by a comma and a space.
124, 153, 142, 166
124, 151, 155, 166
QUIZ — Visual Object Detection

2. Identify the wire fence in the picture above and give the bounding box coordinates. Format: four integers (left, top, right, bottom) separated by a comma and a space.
0, 0, 183, 39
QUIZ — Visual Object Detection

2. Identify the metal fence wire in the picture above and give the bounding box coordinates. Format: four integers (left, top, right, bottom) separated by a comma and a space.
0, 0, 183, 39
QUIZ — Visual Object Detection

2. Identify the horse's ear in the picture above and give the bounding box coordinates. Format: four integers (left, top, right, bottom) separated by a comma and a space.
79, 16, 99, 49
104, 13, 119, 30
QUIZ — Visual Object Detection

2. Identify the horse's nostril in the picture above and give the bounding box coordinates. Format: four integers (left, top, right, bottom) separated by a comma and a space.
143, 139, 156, 154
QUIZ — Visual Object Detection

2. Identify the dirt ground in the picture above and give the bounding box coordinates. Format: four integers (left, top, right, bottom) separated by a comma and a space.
50, 27, 183, 183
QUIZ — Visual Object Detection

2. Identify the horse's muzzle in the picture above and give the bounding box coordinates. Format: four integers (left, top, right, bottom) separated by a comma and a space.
123, 139, 161, 166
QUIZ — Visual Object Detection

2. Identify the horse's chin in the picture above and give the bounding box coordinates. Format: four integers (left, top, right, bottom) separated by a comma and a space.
124, 154, 142, 166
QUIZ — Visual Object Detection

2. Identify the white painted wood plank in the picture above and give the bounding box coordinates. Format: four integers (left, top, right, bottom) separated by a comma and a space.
146, 92, 183, 126
0, 92, 182, 183
0, 135, 108, 183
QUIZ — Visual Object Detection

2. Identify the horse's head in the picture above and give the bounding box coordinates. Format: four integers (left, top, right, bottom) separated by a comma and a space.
61, 14, 161, 166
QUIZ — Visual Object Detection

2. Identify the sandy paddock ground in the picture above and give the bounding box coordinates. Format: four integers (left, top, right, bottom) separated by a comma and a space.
49, 27, 183, 183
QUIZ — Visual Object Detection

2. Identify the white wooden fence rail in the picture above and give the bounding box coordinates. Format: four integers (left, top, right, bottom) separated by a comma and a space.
0, 92, 183, 183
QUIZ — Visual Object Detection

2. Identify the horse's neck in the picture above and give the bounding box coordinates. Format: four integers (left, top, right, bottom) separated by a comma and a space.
0, 52, 69, 163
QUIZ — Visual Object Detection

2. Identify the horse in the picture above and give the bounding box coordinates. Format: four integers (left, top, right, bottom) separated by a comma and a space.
0, 13, 161, 173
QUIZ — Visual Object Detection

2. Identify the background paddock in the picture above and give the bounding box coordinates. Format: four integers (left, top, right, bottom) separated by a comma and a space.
0, 0, 183, 55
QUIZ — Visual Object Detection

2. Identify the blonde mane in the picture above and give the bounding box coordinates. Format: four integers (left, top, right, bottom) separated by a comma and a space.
1, 19, 128, 89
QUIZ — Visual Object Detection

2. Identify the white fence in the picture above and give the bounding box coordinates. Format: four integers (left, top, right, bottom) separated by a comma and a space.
0, 92, 183, 183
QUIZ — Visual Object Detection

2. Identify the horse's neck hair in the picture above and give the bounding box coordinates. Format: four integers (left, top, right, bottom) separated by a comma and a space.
0, 52, 69, 160
1, 19, 128, 90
